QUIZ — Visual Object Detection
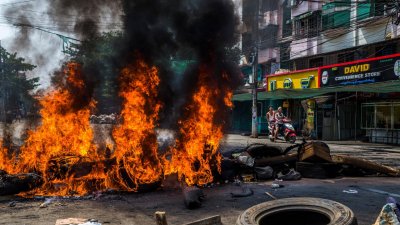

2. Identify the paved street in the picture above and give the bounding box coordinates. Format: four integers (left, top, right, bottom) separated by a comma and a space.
221, 134, 400, 168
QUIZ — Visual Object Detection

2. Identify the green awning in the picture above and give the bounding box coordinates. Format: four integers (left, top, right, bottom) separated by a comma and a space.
232, 80, 400, 101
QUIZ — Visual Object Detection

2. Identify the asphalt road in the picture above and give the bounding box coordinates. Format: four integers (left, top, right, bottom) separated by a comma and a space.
221, 134, 400, 169
0, 132, 399, 225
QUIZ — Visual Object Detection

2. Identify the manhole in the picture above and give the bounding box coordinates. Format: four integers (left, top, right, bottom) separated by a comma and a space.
236, 197, 357, 225
259, 209, 330, 225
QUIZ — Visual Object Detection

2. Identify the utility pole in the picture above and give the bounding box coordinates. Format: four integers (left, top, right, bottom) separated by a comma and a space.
251, 0, 260, 138
0, 40, 4, 122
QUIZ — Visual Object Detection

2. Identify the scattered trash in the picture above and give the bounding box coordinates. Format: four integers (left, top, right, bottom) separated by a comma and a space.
343, 189, 358, 194
387, 197, 400, 220
271, 183, 284, 189
277, 169, 301, 181
8, 201, 16, 207
231, 187, 253, 198
373, 203, 400, 225
254, 166, 274, 180
265, 192, 277, 200
237, 152, 255, 167
55, 218, 101, 225
242, 174, 255, 183
40, 197, 55, 208
183, 186, 205, 209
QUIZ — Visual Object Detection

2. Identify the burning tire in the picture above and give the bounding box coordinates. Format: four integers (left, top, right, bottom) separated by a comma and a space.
236, 197, 357, 225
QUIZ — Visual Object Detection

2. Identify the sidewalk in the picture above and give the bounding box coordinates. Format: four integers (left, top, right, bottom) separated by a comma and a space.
221, 134, 400, 168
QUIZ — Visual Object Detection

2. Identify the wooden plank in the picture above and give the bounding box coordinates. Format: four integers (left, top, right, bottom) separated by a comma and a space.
332, 155, 400, 176
155, 211, 168, 225
299, 142, 332, 163
183, 215, 222, 225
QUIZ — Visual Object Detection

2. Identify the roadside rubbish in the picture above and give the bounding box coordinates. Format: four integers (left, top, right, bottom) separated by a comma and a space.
8, 201, 16, 207
222, 140, 400, 186
277, 169, 301, 181
271, 183, 284, 189
265, 192, 277, 200
55, 218, 101, 225
254, 166, 274, 180
237, 152, 255, 167
343, 189, 358, 194
183, 186, 205, 209
373, 197, 400, 225
231, 187, 254, 198
40, 197, 55, 208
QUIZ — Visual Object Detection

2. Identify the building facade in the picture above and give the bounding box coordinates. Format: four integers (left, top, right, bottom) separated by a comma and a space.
233, 0, 400, 143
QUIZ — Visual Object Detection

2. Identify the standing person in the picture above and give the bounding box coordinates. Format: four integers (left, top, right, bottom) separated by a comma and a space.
274, 107, 285, 140
266, 106, 275, 135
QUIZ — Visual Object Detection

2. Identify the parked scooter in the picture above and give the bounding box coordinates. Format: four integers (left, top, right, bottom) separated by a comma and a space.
269, 118, 297, 143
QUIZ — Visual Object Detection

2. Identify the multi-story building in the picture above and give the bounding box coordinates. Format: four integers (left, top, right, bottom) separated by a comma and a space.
233, 0, 400, 144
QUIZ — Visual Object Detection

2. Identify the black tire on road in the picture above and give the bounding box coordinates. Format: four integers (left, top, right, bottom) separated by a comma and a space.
236, 197, 357, 225
296, 162, 341, 179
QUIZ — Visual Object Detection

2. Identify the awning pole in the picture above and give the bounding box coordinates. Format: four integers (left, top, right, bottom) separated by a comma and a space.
355, 91, 358, 141
335, 92, 338, 140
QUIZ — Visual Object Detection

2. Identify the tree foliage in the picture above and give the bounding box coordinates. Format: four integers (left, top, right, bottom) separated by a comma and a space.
0, 46, 39, 121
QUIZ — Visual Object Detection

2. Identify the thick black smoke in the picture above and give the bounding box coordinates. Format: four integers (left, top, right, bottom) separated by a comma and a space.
117, 0, 241, 127
5, 0, 242, 123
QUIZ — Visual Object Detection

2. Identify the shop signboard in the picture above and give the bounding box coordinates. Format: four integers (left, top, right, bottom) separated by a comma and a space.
319, 53, 400, 87
266, 68, 319, 91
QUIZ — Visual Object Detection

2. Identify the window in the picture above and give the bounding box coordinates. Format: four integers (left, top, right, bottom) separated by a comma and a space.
394, 105, 400, 129
309, 57, 324, 68
362, 103, 400, 130
280, 42, 291, 69
376, 105, 391, 129
357, 0, 386, 20
338, 52, 355, 63
294, 11, 321, 39
282, 0, 292, 38
322, 1, 351, 30
362, 105, 375, 128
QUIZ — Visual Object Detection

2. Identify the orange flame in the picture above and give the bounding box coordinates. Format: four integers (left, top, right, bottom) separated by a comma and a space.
0, 60, 233, 195
0, 141, 15, 173
3, 62, 108, 196
165, 66, 233, 186
109, 59, 163, 191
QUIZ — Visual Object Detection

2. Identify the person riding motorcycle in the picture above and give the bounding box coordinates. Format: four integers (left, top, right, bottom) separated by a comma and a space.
274, 107, 285, 140
266, 106, 275, 133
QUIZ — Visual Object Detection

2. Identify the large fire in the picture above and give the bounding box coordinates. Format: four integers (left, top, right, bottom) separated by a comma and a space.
0, 61, 233, 196
108, 59, 163, 191
0, 62, 108, 195
164, 66, 233, 186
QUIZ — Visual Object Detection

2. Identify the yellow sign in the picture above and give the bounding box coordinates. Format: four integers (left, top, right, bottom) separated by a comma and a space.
306, 99, 315, 130
344, 64, 370, 74
266, 69, 319, 91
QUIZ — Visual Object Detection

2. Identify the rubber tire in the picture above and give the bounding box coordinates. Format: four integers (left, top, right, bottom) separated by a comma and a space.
236, 197, 357, 225
296, 162, 341, 179
288, 135, 296, 144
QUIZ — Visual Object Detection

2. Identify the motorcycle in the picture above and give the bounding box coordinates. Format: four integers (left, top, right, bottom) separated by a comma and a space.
269, 118, 297, 144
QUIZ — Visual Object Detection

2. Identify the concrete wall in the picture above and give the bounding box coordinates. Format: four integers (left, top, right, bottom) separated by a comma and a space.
259, 48, 278, 64
289, 1, 400, 59
290, 37, 320, 59
291, 1, 322, 17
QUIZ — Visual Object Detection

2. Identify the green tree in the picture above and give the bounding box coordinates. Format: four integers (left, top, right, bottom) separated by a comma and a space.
0, 46, 39, 122
73, 31, 122, 114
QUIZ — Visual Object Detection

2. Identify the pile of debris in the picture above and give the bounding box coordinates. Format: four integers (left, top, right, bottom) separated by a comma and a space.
89, 114, 119, 124
220, 141, 400, 182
